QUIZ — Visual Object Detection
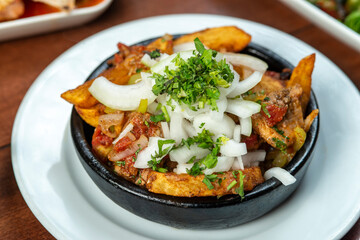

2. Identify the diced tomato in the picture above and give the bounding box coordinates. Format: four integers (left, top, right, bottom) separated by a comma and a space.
261, 104, 288, 127
113, 136, 133, 152
242, 133, 260, 151
92, 127, 113, 148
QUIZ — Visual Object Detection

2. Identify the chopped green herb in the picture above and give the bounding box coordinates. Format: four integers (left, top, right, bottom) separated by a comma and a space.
108, 125, 115, 133
144, 120, 149, 127
202, 174, 219, 190
186, 156, 196, 164
235, 171, 245, 200
272, 125, 289, 139
147, 139, 175, 172
161, 105, 170, 122
136, 68, 142, 73
150, 113, 165, 122
148, 49, 161, 59
132, 145, 142, 162
264, 96, 270, 101
227, 180, 237, 191
272, 137, 287, 153
186, 162, 205, 176
115, 161, 125, 166
199, 122, 205, 128
257, 100, 271, 118
151, 38, 234, 111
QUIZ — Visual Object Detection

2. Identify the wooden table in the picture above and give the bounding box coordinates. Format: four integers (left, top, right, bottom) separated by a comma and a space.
0, 0, 359, 239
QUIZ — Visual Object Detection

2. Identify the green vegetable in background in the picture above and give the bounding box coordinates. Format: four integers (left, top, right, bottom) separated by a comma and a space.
344, 10, 360, 33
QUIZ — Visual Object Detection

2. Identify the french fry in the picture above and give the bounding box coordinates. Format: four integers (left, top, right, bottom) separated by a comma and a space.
287, 54, 315, 112
174, 26, 251, 52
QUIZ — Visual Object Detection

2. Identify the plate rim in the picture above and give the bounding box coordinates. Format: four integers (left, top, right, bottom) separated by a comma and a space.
11, 13, 360, 240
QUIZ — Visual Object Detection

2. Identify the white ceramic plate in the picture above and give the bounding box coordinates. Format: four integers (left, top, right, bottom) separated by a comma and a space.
11, 14, 360, 240
0, 0, 112, 42
281, 0, 360, 52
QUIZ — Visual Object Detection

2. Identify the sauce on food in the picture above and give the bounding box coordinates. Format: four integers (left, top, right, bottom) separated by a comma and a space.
20, 0, 103, 18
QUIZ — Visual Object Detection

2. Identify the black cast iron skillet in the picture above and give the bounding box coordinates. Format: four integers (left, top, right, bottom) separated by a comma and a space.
71, 35, 319, 229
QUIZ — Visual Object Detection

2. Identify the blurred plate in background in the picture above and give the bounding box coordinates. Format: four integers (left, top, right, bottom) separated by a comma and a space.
281, 0, 360, 52
0, 0, 112, 42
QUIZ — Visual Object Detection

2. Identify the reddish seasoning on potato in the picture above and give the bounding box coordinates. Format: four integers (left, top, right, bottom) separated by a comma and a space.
261, 104, 288, 127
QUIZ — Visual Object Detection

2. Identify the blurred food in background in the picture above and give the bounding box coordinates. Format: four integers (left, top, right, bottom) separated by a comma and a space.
0, 0, 103, 22
308, 0, 360, 33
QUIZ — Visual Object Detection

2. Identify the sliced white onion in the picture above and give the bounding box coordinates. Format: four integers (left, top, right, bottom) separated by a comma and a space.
264, 167, 296, 186
98, 112, 124, 138
219, 65, 240, 97
169, 112, 188, 144
173, 42, 196, 52
112, 123, 134, 144
169, 145, 210, 164
151, 50, 194, 75
209, 95, 228, 120
240, 117, 252, 137
203, 156, 234, 175
242, 150, 266, 168
88, 74, 156, 111
160, 122, 170, 139
141, 54, 158, 67
232, 156, 244, 170
223, 53, 268, 73
226, 99, 261, 118
109, 135, 148, 162
174, 163, 194, 174
227, 71, 263, 98
147, 101, 159, 115
134, 137, 175, 168
159, 53, 169, 61
220, 139, 247, 157
233, 125, 241, 143
183, 120, 197, 137
193, 113, 235, 138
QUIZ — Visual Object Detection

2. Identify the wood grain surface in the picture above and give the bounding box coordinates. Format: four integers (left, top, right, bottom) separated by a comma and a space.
0, 0, 359, 239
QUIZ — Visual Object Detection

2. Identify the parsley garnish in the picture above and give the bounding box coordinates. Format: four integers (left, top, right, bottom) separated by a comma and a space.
182, 129, 224, 177
202, 174, 219, 190
115, 161, 125, 166
150, 114, 165, 122
136, 68, 142, 73
144, 120, 149, 127
151, 38, 234, 111
147, 139, 176, 172
272, 137, 287, 153
132, 145, 141, 162
148, 49, 161, 59
227, 180, 237, 191
199, 122, 205, 128
272, 125, 289, 140
257, 100, 271, 118
235, 171, 245, 200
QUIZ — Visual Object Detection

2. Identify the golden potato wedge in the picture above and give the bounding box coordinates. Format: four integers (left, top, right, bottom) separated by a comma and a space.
61, 79, 98, 108
142, 167, 264, 197
287, 54, 315, 112
174, 26, 251, 52
304, 109, 319, 132
75, 103, 105, 127
146, 34, 174, 55
251, 75, 286, 95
